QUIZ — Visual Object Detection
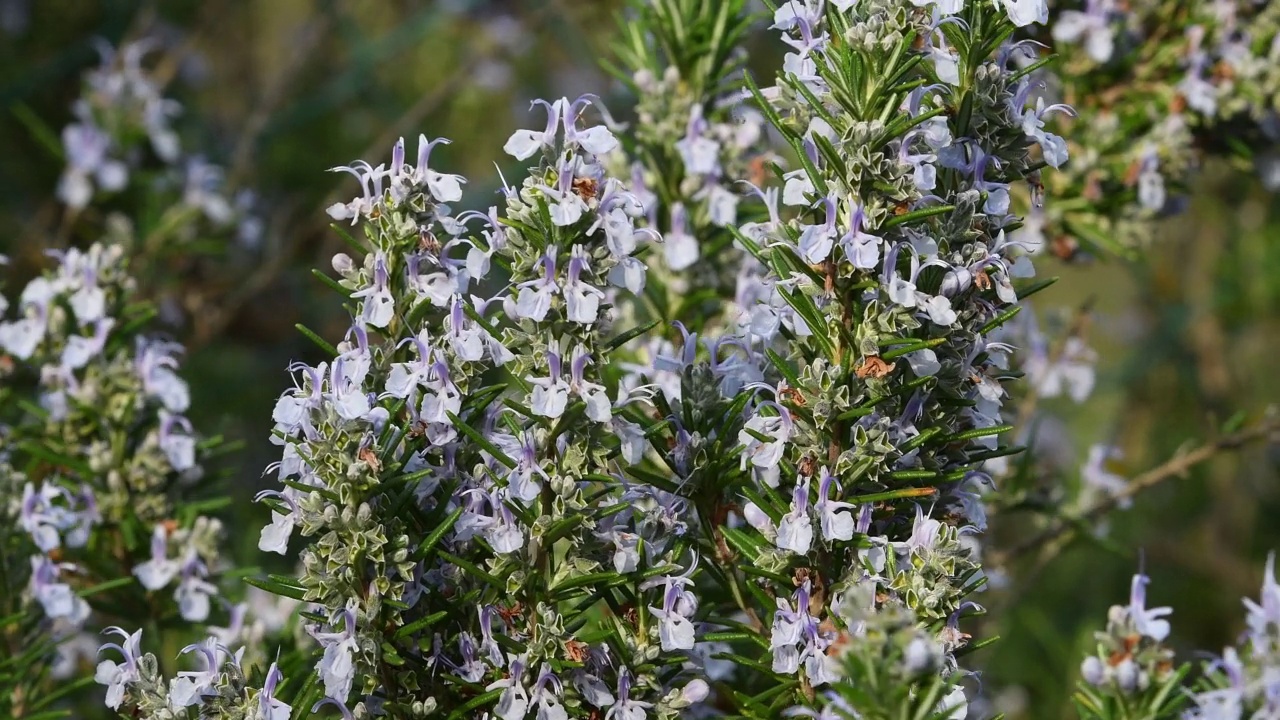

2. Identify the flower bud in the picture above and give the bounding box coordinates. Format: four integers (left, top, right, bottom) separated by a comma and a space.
332, 253, 355, 275
680, 679, 709, 705
1080, 656, 1105, 686
903, 636, 937, 674
1115, 658, 1138, 692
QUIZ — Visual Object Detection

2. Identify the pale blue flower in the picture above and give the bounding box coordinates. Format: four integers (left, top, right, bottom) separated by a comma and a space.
1136, 149, 1166, 211
96, 626, 143, 710
778, 476, 815, 554
0, 306, 48, 359
61, 317, 113, 370
531, 665, 569, 720
609, 256, 648, 294
168, 637, 226, 708
133, 525, 180, 591
938, 686, 968, 719
1128, 573, 1172, 642
29, 555, 89, 625
410, 134, 466, 203
607, 670, 653, 720
901, 505, 943, 556
560, 94, 619, 156
158, 410, 196, 472
816, 468, 855, 542
407, 247, 469, 307
450, 632, 485, 683
1179, 56, 1218, 117
515, 248, 559, 321
326, 160, 384, 223
1053, 0, 1116, 63
569, 346, 612, 423
900, 131, 939, 191
839, 203, 883, 270
612, 417, 649, 466
1082, 445, 1129, 507
951, 141, 1011, 215
20, 483, 72, 552
312, 604, 359, 701
135, 337, 191, 413
1243, 553, 1280, 647
274, 361, 326, 439
1019, 97, 1074, 168
175, 552, 217, 622
906, 348, 941, 377
644, 561, 698, 652
542, 158, 589, 227
351, 252, 395, 328
489, 655, 531, 720
478, 606, 504, 667
384, 333, 433, 402
328, 357, 372, 422
259, 660, 293, 720
1080, 656, 1105, 686
505, 431, 547, 503
255, 489, 299, 555
782, 137, 821, 207
675, 104, 720, 176
529, 347, 570, 419
664, 203, 699, 271
57, 122, 127, 209
738, 401, 793, 482
770, 581, 835, 683
181, 156, 234, 224
1003, 0, 1049, 27
798, 195, 838, 264
883, 243, 957, 326
565, 245, 605, 324
418, 358, 462, 433
505, 99, 563, 160
925, 17, 962, 85
484, 490, 526, 553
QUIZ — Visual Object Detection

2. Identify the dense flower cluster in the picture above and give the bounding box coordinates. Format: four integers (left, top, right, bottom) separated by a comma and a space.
0, 39, 267, 719
1018, 0, 1280, 258
6, 1, 1280, 719
1075, 565, 1280, 720
0, 242, 220, 609
49, 39, 262, 332
1182, 554, 1280, 718
58, 40, 256, 237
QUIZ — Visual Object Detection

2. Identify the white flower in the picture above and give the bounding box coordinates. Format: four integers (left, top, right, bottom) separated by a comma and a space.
313, 605, 360, 701
777, 477, 814, 554
133, 526, 180, 590
564, 245, 605, 325
739, 402, 793, 481
528, 349, 570, 419
937, 686, 968, 719
256, 490, 299, 555
175, 557, 217, 623
505, 99, 562, 160
1002, 0, 1048, 26
1127, 573, 1172, 642
664, 204, 699, 271
643, 561, 698, 651
351, 253, 395, 328
95, 627, 144, 710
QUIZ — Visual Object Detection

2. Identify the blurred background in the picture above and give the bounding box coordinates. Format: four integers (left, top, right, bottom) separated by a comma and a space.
1, 1, 1278, 717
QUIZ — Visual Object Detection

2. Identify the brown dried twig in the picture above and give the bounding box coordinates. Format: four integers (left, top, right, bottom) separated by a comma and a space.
992, 414, 1280, 568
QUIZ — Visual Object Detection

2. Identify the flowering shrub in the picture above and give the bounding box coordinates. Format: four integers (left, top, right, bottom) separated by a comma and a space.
2, 1, 1279, 719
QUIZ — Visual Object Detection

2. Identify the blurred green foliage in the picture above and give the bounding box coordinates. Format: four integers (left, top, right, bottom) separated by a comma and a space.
1, 1, 1278, 717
